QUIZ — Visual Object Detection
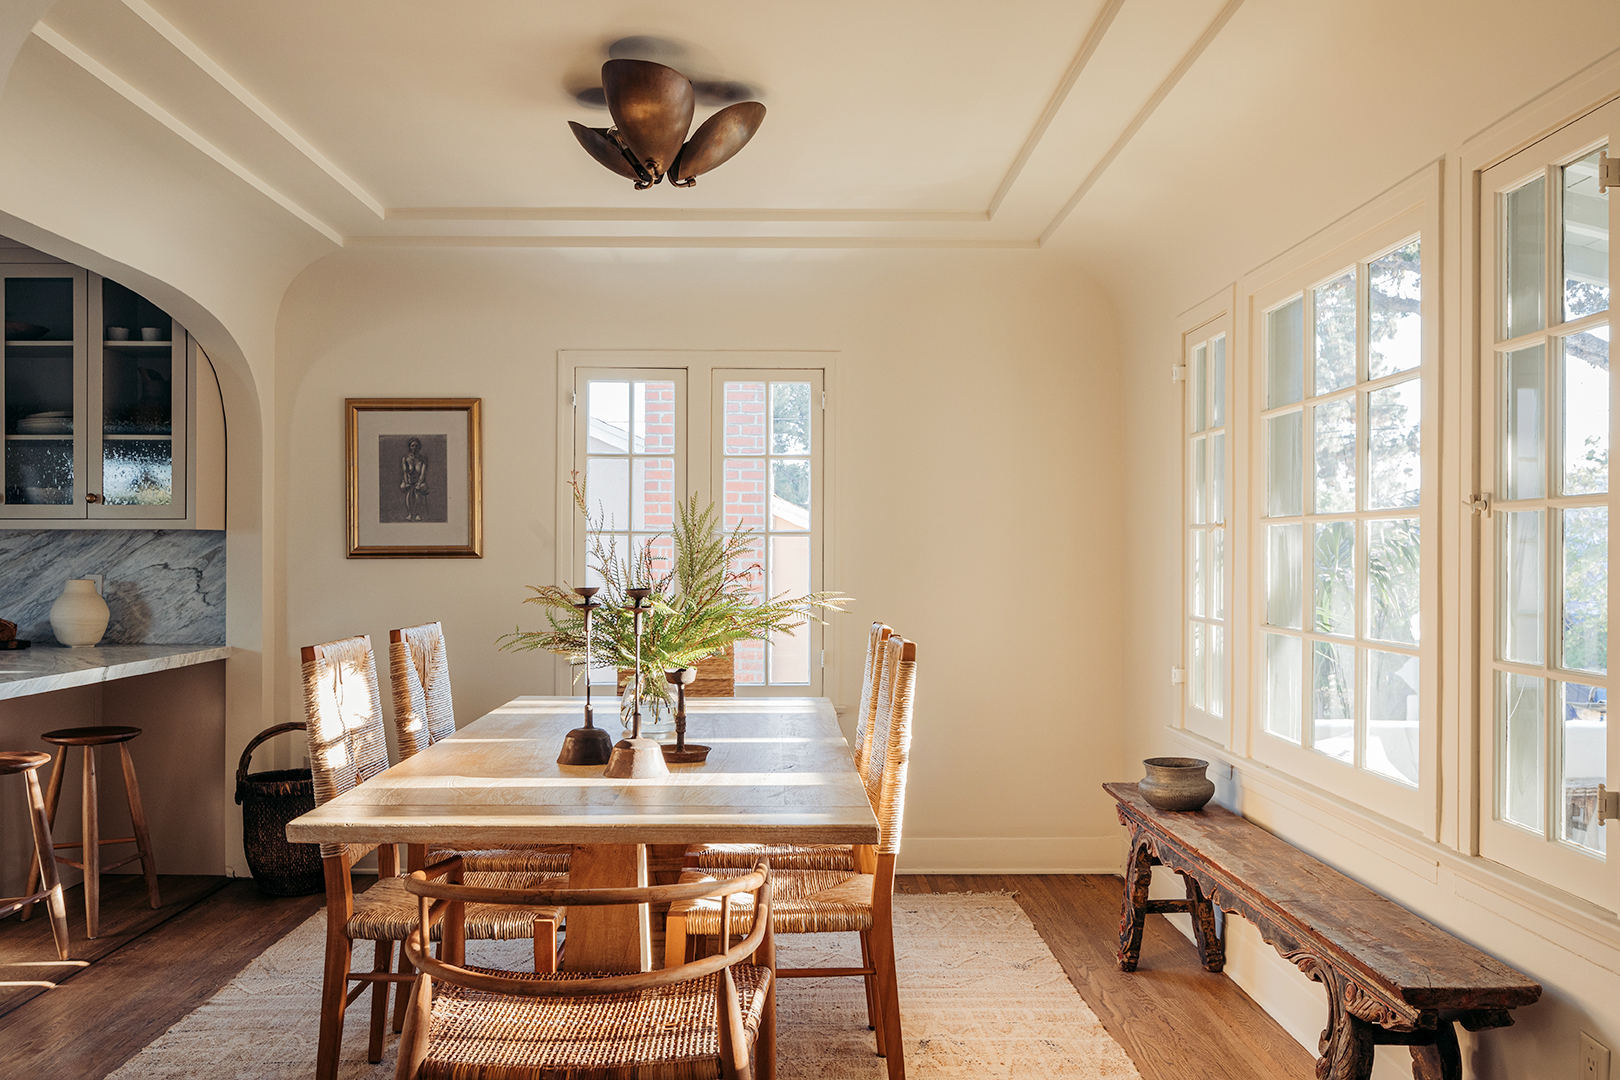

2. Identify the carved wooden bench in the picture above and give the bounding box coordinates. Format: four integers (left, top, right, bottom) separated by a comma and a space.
1103, 782, 1541, 1080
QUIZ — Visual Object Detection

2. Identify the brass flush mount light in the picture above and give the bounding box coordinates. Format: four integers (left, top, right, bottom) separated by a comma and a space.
569, 58, 766, 189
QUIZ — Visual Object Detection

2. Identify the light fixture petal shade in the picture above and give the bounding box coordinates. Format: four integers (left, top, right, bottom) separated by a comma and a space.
568, 121, 642, 180
670, 101, 766, 183
601, 58, 694, 178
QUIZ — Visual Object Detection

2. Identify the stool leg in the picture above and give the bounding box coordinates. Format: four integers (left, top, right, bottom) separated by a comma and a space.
118, 743, 161, 910
24, 768, 70, 960
82, 745, 100, 939
19, 749, 65, 923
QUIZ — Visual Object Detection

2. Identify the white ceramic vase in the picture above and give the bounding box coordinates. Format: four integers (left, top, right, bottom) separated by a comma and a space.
49, 578, 110, 647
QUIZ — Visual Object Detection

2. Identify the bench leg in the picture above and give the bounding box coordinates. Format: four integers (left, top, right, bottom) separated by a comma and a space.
1317, 1013, 1378, 1080
1408, 1022, 1460, 1080
1183, 874, 1224, 973
1116, 839, 1154, 971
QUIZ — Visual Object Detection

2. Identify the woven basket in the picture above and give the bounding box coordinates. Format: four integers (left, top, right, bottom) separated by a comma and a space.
235, 722, 324, 896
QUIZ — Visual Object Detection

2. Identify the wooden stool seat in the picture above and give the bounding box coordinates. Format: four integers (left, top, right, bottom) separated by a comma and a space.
22, 725, 160, 939
40, 726, 143, 746
0, 750, 71, 960
0, 750, 52, 775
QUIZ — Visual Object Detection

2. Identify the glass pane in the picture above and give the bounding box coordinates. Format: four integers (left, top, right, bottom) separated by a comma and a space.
768, 534, 811, 684
723, 456, 767, 531
1504, 177, 1546, 339
1210, 432, 1226, 525
1264, 633, 1302, 743
3, 438, 73, 503
724, 382, 767, 455
5, 346, 74, 434
1561, 328, 1609, 495
1191, 530, 1206, 617
584, 456, 629, 529
1265, 412, 1303, 517
1191, 437, 1206, 525
1191, 344, 1207, 433
1559, 680, 1607, 853
1367, 518, 1421, 646
4, 276, 74, 339
1311, 640, 1355, 763
1313, 269, 1357, 393
731, 536, 766, 686
1313, 397, 1356, 513
1267, 523, 1303, 629
770, 382, 812, 454
1211, 335, 1226, 427
1369, 241, 1423, 378
1500, 345, 1546, 500
1563, 150, 1609, 321
771, 460, 811, 527
586, 381, 630, 453
103, 349, 172, 435
1500, 510, 1545, 664
1210, 526, 1225, 621
101, 439, 173, 505
1367, 650, 1420, 786
1367, 380, 1422, 510
637, 381, 676, 454
631, 457, 674, 531
633, 533, 675, 576
1561, 506, 1607, 675
1189, 623, 1206, 712
1266, 297, 1304, 407
1314, 520, 1355, 636
1499, 671, 1545, 831
1210, 625, 1225, 718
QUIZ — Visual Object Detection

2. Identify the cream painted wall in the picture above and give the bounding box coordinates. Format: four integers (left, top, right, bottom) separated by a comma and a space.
274, 246, 1127, 871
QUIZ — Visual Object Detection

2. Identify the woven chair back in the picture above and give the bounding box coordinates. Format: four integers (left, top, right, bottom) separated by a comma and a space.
301, 635, 391, 860
851, 622, 892, 777
863, 635, 916, 856
389, 622, 456, 758
860, 634, 902, 804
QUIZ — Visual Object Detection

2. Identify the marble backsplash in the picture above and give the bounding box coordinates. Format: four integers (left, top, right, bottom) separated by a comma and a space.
0, 530, 224, 645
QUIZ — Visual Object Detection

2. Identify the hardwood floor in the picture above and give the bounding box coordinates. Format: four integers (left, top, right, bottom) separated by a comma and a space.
0, 873, 1314, 1079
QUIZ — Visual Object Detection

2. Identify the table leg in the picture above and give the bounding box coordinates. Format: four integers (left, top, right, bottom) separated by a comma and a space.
566, 843, 649, 972
1408, 1022, 1461, 1080
1116, 838, 1154, 971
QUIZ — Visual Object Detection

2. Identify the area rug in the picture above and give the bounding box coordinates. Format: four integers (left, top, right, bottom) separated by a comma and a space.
110, 892, 1142, 1079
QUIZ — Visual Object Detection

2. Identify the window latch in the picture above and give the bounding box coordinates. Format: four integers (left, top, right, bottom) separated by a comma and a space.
1170, 666, 1186, 685
1466, 493, 1492, 518
1171, 364, 1188, 384
1600, 151, 1620, 194
1599, 785, 1620, 824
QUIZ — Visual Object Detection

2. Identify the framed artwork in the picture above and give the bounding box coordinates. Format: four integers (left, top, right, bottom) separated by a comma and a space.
346, 398, 482, 558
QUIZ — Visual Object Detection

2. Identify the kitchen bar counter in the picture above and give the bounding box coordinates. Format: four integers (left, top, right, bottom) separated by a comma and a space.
0, 644, 230, 700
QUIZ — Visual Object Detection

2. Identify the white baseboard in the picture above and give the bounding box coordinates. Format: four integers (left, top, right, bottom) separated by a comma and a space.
897, 836, 1123, 873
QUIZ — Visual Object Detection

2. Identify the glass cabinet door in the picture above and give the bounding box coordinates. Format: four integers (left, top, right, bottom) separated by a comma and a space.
2, 266, 86, 517
91, 277, 186, 517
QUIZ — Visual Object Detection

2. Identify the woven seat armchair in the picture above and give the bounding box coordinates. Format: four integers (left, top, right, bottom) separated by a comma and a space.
397, 858, 777, 1080
304, 635, 566, 1080
668, 634, 917, 1080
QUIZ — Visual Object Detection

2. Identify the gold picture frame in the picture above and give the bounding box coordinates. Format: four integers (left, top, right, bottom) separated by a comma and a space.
346, 398, 482, 558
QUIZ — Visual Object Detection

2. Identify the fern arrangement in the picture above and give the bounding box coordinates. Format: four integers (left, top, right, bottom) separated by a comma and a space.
499, 479, 850, 708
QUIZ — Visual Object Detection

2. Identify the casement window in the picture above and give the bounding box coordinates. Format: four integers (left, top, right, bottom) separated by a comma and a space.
1184, 316, 1231, 745
1478, 101, 1616, 907
566, 357, 830, 696
1251, 202, 1437, 822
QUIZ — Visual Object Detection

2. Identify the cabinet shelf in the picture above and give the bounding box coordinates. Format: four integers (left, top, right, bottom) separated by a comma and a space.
4, 433, 74, 441
103, 340, 172, 350
104, 433, 172, 441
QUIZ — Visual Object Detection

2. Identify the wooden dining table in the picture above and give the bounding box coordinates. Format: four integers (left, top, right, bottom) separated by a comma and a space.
285, 695, 879, 971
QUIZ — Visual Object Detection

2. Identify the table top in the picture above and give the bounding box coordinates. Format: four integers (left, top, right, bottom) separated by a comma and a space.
286, 696, 880, 848
0, 644, 231, 701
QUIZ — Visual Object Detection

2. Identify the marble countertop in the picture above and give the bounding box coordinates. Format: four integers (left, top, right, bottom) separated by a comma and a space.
0, 643, 231, 700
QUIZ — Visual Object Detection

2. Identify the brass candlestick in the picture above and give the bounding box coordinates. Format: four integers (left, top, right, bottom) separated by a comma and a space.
557, 586, 613, 766
603, 587, 669, 778
661, 667, 711, 764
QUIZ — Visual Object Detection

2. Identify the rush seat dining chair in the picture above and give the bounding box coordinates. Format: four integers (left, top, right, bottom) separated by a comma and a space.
689, 622, 892, 875
304, 634, 565, 1080
667, 634, 917, 1080
396, 858, 778, 1080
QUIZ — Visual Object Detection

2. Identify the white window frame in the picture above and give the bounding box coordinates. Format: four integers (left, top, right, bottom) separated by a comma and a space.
1242, 172, 1441, 834
556, 351, 840, 701
1182, 308, 1234, 747
1477, 100, 1618, 909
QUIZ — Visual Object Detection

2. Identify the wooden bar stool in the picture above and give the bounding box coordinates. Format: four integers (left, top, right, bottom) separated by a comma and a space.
22, 726, 160, 939
0, 752, 70, 959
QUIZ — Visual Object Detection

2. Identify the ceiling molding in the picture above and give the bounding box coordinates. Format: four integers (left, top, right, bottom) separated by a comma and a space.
345, 234, 1039, 250
385, 207, 989, 223
31, 22, 343, 244
1038, 0, 1245, 246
